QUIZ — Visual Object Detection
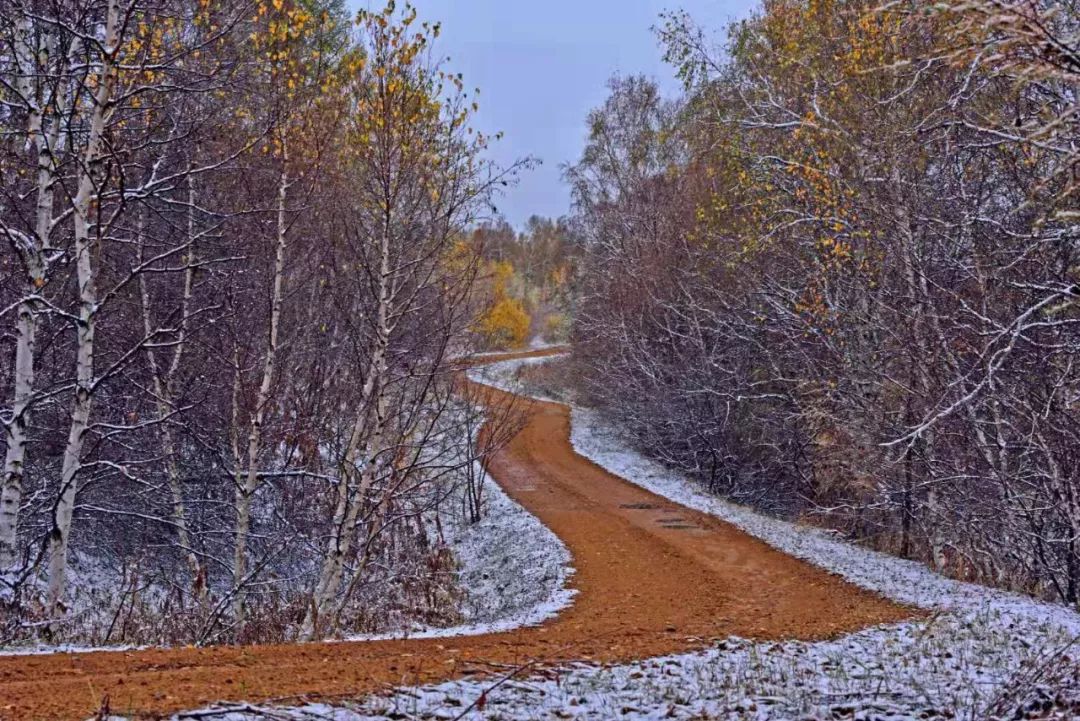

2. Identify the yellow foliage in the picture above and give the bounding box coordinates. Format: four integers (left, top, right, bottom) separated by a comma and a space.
477, 297, 530, 350
440, 238, 475, 278
474, 260, 530, 349
489, 259, 515, 290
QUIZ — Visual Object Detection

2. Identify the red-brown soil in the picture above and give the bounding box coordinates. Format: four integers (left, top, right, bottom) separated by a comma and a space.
0, 350, 912, 720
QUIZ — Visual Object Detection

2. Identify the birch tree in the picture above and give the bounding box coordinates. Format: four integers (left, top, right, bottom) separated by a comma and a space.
225, 0, 345, 624
0, 0, 520, 644
0, 4, 73, 591
301, 2, 510, 639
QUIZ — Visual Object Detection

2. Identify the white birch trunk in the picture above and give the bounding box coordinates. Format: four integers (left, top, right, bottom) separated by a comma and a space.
301, 380, 388, 640
232, 147, 289, 621
300, 225, 393, 640
1, 15, 62, 579
46, 0, 120, 615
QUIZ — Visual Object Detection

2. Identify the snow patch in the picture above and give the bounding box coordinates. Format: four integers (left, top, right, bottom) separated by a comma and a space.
467, 353, 566, 402
344, 462, 576, 642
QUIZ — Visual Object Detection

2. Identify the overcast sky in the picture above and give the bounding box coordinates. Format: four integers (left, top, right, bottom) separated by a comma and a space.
349, 1, 757, 227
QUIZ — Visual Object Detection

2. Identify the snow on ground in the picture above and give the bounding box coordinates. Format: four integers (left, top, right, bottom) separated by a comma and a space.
528, 336, 565, 351
11, 394, 574, 661
462, 336, 563, 361
0, 552, 157, 657
345, 462, 575, 642
467, 353, 565, 401
345, 394, 576, 642
446, 466, 576, 632
163, 355, 1080, 720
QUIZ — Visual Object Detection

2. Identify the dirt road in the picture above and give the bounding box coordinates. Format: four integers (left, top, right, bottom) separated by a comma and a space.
0, 351, 911, 720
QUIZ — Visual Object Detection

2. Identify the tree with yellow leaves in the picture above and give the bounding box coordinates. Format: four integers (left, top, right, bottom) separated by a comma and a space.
299, 1, 521, 640
228, 0, 347, 626
476, 260, 531, 349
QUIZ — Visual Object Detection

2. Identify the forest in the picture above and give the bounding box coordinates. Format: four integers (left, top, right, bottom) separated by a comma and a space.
569, 0, 1080, 608
0, 0, 566, 646
0, 0, 1079, 719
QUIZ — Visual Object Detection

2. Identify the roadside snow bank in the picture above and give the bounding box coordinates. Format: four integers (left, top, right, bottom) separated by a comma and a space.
450, 467, 576, 631
344, 390, 575, 641
344, 357, 579, 642
345, 463, 575, 642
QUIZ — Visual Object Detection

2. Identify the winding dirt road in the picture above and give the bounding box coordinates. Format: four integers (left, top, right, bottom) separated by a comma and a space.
0, 350, 911, 720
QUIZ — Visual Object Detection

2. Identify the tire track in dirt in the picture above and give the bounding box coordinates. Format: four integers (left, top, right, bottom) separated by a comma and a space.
0, 349, 912, 720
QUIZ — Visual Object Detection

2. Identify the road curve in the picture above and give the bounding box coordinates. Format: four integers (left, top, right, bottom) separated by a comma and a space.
0, 350, 911, 720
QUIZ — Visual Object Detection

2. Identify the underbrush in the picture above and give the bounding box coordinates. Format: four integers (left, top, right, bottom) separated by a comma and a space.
0, 535, 465, 650
510, 355, 574, 403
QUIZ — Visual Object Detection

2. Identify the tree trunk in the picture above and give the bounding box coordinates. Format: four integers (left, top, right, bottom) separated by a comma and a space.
233, 148, 289, 622
301, 223, 393, 640
46, 0, 120, 616
138, 170, 206, 604
1, 15, 61, 583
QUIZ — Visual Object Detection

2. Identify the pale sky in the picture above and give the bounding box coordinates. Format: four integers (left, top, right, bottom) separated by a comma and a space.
350, 1, 757, 227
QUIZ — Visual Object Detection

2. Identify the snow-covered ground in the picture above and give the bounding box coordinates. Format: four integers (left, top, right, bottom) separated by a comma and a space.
160, 355, 1080, 720
461, 336, 564, 362
447, 466, 576, 632
0, 552, 157, 657
345, 462, 575, 642
468, 353, 564, 401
